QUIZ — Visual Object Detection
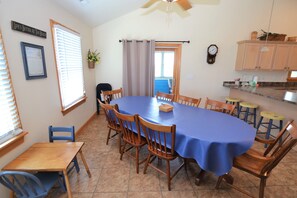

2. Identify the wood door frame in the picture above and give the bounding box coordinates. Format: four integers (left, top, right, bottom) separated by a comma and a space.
155, 43, 182, 101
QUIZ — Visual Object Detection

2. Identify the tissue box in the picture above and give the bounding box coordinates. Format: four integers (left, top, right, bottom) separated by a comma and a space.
159, 104, 173, 112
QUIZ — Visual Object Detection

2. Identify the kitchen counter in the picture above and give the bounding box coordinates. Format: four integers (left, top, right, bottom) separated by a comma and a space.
223, 82, 297, 105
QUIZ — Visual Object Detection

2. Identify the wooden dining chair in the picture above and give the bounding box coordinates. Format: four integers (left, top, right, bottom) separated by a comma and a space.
102, 88, 123, 104
48, 126, 80, 173
0, 171, 65, 198
113, 110, 147, 174
216, 120, 297, 198
176, 94, 201, 107
204, 97, 235, 115
98, 99, 122, 153
138, 116, 185, 191
156, 91, 174, 102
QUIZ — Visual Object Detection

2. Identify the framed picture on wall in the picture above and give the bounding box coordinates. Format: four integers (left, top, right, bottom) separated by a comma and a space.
20, 42, 47, 80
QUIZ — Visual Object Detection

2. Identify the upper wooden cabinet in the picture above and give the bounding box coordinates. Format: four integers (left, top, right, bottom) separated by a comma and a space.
235, 40, 297, 71
287, 45, 297, 70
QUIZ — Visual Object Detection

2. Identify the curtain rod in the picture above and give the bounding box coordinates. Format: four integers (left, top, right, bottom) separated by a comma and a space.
119, 40, 190, 43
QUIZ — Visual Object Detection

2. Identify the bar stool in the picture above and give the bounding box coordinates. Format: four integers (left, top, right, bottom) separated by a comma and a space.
225, 97, 241, 117
256, 111, 284, 144
238, 102, 258, 128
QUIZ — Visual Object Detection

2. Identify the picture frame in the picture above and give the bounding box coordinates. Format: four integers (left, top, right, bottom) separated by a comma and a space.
20, 42, 47, 80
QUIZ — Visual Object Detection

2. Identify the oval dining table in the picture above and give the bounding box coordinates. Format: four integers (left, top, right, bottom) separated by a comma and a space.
111, 96, 256, 180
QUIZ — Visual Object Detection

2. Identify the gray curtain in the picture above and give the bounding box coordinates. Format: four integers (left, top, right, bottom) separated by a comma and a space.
122, 40, 155, 96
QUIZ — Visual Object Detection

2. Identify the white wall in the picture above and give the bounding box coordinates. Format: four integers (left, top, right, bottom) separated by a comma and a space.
0, 0, 95, 196
93, 0, 297, 102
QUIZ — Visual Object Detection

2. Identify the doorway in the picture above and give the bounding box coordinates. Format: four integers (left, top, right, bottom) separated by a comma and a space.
154, 43, 181, 100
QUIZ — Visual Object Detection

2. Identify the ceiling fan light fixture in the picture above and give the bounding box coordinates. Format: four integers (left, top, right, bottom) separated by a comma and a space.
162, 0, 178, 3
79, 0, 88, 5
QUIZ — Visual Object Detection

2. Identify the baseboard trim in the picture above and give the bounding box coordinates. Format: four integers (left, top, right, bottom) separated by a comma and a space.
76, 112, 96, 137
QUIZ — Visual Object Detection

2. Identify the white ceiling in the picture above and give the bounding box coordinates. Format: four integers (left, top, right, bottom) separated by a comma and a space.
51, 0, 221, 28
51, 0, 148, 28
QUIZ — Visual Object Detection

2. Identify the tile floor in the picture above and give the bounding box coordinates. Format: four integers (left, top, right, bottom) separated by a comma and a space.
48, 114, 297, 198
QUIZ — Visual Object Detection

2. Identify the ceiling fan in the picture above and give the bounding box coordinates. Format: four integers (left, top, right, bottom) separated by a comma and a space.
142, 0, 192, 11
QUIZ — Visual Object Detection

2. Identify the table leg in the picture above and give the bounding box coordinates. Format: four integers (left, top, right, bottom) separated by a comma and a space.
79, 150, 92, 177
221, 173, 234, 184
195, 169, 206, 186
63, 170, 72, 198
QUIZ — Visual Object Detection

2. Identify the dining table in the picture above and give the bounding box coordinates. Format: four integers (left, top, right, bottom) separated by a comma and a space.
111, 96, 256, 179
2, 142, 91, 198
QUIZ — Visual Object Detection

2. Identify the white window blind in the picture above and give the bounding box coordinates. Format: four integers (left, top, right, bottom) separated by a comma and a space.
0, 33, 22, 144
52, 23, 85, 110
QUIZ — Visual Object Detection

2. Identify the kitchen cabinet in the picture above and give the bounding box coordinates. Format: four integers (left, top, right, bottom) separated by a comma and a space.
287, 45, 297, 70
273, 45, 297, 70
235, 40, 297, 71
273, 45, 290, 70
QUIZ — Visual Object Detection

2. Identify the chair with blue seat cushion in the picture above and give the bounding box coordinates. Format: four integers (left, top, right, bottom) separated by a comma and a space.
0, 171, 65, 198
48, 126, 80, 173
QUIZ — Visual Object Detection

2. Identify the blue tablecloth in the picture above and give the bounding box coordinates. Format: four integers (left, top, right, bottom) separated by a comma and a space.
111, 96, 256, 176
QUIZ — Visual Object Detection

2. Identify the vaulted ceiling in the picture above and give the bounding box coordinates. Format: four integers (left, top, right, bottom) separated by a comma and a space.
51, 0, 148, 27
51, 0, 221, 28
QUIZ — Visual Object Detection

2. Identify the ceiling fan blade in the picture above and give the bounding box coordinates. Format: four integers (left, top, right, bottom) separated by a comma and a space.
142, 0, 160, 8
177, 0, 192, 10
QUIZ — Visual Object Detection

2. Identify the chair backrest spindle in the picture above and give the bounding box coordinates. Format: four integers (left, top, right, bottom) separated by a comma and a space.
138, 116, 176, 157
102, 88, 123, 104
204, 97, 235, 115
176, 95, 201, 107
156, 91, 174, 102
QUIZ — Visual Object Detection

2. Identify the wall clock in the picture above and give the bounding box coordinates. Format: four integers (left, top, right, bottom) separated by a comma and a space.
207, 44, 218, 64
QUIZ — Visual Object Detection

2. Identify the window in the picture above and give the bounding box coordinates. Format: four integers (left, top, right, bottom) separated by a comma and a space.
0, 32, 22, 145
50, 20, 86, 114
288, 71, 297, 81
155, 51, 174, 78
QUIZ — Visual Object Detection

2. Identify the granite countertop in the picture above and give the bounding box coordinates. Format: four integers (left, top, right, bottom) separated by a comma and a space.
223, 81, 297, 105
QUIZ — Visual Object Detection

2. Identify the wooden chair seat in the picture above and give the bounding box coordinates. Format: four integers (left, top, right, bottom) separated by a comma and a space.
233, 152, 272, 177
245, 147, 264, 157
147, 145, 178, 160
122, 133, 147, 147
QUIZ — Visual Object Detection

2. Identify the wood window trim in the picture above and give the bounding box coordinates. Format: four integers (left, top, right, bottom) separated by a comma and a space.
50, 19, 86, 115
287, 71, 297, 82
0, 32, 25, 156
155, 43, 182, 101
61, 96, 87, 115
0, 131, 28, 157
